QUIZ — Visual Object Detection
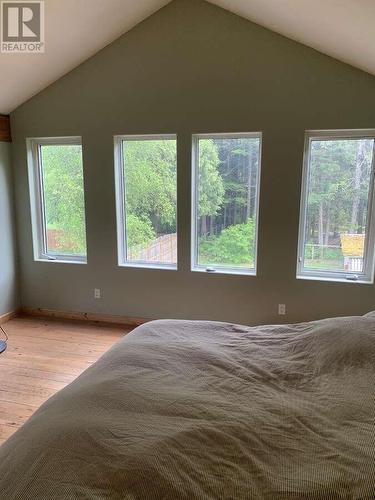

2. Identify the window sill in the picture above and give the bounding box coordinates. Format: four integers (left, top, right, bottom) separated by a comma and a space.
118, 262, 177, 271
35, 258, 87, 265
192, 266, 256, 277
296, 274, 373, 285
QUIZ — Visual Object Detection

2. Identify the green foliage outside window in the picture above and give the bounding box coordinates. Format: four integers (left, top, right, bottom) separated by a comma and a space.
124, 139, 177, 234
126, 213, 156, 248
39, 135, 375, 270
199, 219, 255, 266
41, 144, 86, 255
198, 139, 225, 218
303, 138, 374, 271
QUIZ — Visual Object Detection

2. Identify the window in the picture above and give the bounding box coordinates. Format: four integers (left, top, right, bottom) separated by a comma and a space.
297, 130, 375, 283
192, 133, 262, 275
114, 135, 177, 269
27, 137, 87, 263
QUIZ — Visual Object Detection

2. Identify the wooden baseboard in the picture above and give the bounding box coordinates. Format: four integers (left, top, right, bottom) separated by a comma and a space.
21, 307, 149, 328
0, 309, 20, 325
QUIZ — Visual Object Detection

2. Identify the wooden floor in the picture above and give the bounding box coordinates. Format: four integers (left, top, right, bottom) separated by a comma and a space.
0, 316, 129, 445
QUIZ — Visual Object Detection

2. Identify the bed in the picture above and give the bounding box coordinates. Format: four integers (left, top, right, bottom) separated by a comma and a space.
0, 315, 374, 498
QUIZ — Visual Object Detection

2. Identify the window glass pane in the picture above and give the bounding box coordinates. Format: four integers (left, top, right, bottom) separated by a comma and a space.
302, 138, 374, 274
122, 138, 177, 266
195, 136, 261, 271
40, 144, 87, 257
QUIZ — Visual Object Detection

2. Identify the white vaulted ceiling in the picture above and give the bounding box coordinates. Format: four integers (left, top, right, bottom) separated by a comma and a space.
209, 0, 375, 79
1, 0, 375, 114
0, 0, 171, 114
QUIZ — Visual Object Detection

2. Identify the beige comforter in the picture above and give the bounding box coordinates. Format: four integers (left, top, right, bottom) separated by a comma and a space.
0, 316, 374, 499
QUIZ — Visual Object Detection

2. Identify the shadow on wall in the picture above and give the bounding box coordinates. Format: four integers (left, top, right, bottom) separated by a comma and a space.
0, 140, 19, 316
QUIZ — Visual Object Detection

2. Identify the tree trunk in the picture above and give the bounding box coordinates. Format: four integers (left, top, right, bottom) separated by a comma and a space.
351, 140, 366, 233
246, 147, 253, 220
209, 216, 214, 236
201, 216, 207, 236
318, 201, 324, 248
324, 205, 330, 247
358, 202, 364, 234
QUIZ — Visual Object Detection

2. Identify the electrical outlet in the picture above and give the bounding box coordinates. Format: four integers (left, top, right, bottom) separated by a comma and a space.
278, 304, 286, 315
94, 288, 101, 299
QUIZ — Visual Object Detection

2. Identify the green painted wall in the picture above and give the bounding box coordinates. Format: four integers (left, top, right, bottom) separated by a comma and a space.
0, 141, 18, 315
10, 0, 375, 324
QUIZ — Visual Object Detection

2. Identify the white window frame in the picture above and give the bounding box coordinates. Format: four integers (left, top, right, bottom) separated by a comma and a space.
297, 129, 375, 284
114, 134, 178, 270
191, 132, 262, 276
27, 137, 87, 264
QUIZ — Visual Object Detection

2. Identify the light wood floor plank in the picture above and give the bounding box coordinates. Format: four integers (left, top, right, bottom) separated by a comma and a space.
0, 316, 129, 446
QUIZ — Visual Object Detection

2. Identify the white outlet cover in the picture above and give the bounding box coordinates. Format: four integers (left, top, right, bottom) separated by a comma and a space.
278, 304, 286, 315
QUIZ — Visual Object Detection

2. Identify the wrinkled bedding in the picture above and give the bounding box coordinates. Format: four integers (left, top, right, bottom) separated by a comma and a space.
0, 315, 374, 499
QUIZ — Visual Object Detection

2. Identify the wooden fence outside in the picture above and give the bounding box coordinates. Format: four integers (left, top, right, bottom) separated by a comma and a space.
128, 233, 177, 263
